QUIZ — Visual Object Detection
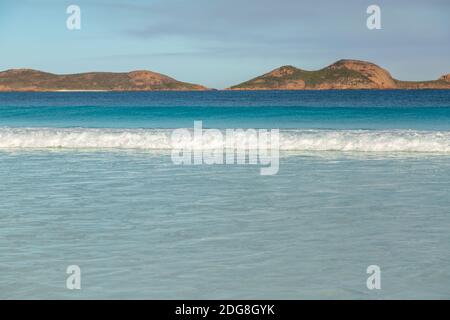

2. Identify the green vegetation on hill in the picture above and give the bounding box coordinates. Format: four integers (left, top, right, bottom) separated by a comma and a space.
229, 60, 450, 90
232, 65, 369, 89
0, 69, 208, 91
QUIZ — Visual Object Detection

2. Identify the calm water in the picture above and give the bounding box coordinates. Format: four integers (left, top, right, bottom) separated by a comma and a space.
0, 90, 449, 299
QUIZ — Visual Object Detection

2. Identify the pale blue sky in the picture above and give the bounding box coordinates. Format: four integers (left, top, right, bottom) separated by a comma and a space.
0, 0, 449, 88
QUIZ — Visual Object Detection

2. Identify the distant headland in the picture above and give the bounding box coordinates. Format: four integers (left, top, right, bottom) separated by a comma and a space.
0, 69, 207, 92
228, 60, 450, 90
0, 60, 449, 91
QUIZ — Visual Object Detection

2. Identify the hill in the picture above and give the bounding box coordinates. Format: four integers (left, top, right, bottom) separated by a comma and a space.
0, 69, 208, 91
229, 60, 450, 90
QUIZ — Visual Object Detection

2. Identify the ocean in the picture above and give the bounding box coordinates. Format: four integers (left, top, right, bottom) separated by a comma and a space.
0, 90, 449, 299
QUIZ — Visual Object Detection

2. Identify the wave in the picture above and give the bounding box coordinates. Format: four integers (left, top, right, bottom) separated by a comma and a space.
0, 127, 449, 153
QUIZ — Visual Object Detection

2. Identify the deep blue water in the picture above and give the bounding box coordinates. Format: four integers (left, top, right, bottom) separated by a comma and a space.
2, 90, 450, 108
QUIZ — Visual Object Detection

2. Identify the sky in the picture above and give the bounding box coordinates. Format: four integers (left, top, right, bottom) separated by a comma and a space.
0, 0, 449, 88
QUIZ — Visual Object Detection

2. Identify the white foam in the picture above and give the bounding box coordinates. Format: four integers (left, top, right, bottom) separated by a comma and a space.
0, 127, 449, 153
279, 129, 450, 153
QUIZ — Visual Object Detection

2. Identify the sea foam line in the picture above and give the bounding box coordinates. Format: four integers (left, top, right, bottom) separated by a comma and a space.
0, 127, 449, 153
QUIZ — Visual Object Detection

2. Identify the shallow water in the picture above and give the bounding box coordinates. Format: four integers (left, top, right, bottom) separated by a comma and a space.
1, 151, 449, 299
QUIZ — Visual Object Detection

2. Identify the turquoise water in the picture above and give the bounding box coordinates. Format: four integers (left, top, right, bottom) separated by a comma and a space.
1, 91, 450, 130
0, 91, 449, 299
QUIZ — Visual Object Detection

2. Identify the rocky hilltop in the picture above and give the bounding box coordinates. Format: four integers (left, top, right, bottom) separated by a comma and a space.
0, 69, 208, 91
229, 60, 450, 90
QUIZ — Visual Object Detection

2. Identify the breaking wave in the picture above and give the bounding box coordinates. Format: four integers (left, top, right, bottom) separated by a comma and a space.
0, 127, 449, 153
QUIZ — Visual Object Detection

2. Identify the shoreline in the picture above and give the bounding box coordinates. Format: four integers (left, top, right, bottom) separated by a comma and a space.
1, 88, 450, 93
0, 87, 450, 93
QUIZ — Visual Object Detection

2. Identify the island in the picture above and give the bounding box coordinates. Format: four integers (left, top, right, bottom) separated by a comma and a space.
228, 60, 450, 90
0, 69, 208, 91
